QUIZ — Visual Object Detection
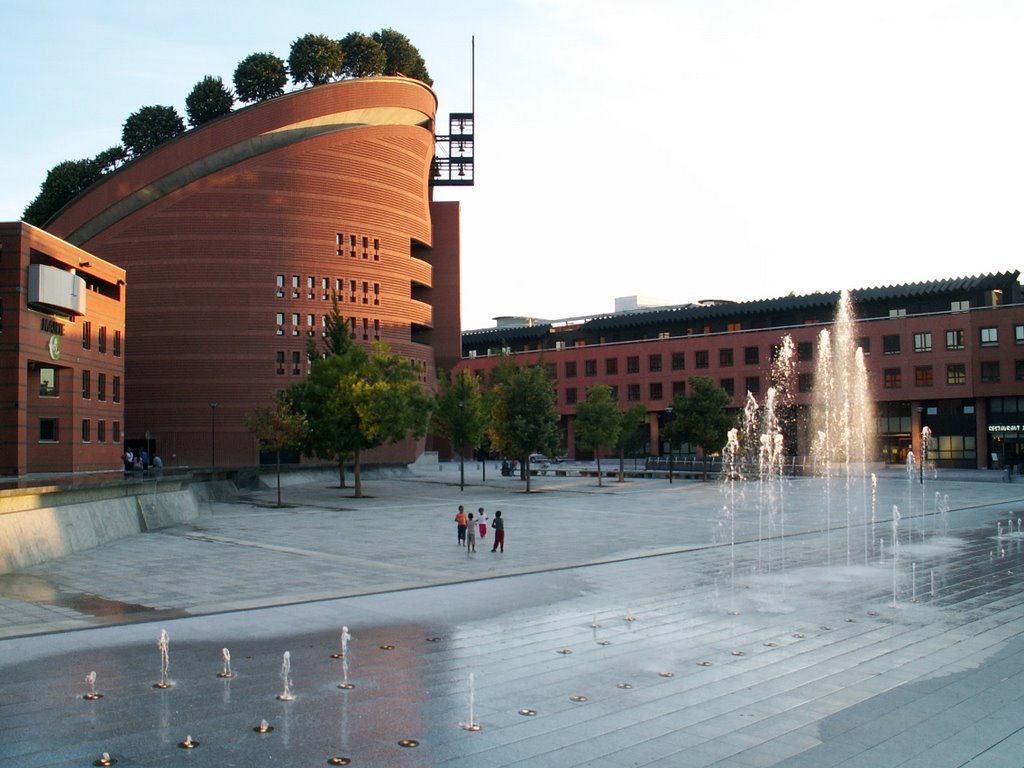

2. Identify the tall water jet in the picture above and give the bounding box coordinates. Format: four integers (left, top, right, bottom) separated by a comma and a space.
83, 670, 102, 700
218, 647, 233, 679
153, 629, 171, 689
810, 290, 875, 567
277, 651, 295, 701
460, 672, 481, 731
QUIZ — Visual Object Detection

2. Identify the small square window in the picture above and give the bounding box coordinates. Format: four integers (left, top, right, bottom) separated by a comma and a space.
946, 329, 964, 350
81, 419, 90, 442
883, 335, 900, 355
913, 332, 932, 353
605, 358, 618, 375
648, 354, 662, 373
914, 366, 933, 386
649, 382, 663, 400
695, 350, 709, 369
746, 376, 760, 395
980, 361, 1000, 383
719, 348, 734, 367
39, 418, 58, 442
626, 356, 640, 374
720, 378, 734, 396
565, 387, 577, 405
39, 367, 58, 397
627, 383, 641, 401
797, 342, 813, 361
980, 327, 999, 347
564, 361, 577, 378
584, 359, 597, 377
671, 352, 685, 371
883, 368, 901, 388
946, 363, 966, 385
744, 347, 759, 365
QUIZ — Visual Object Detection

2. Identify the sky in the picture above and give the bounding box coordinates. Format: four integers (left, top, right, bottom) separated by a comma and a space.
3, 0, 1022, 331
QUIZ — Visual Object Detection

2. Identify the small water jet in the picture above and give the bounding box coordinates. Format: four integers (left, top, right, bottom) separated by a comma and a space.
617, 682, 633, 689
659, 671, 675, 677
153, 629, 172, 689
93, 753, 115, 766
178, 735, 199, 749
459, 672, 481, 731
277, 651, 295, 701
557, 648, 573, 655
518, 708, 537, 716
570, 694, 588, 702
254, 719, 274, 734
83, 670, 103, 700
398, 739, 420, 747
328, 758, 351, 766
624, 609, 637, 622
590, 614, 600, 628
331, 627, 351, 659
218, 647, 233, 678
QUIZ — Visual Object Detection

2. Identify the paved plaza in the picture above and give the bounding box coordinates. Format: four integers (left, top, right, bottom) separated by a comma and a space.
2, 463, 1024, 767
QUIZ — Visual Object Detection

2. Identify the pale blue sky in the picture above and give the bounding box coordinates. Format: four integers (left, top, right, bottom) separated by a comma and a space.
3, 0, 1022, 330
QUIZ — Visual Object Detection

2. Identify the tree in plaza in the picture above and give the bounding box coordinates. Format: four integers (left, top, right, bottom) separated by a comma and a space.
233, 52, 288, 103
573, 385, 621, 487
23, 146, 125, 226
665, 376, 735, 481
488, 357, 560, 493
431, 368, 488, 491
121, 105, 185, 157
372, 28, 432, 85
244, 394, 308, 508
185, 75, 234, 127
615, 403, 649, 482
340, 32, 387, 79
288, 33, 345, 87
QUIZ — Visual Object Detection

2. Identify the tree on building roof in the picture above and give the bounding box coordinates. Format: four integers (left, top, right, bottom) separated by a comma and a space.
340, 32, 387, 79
22, 146, 125, 226
233, 52, 289, 103
185, 75, 235, 127
289, 33, 345, 87
372, 28, 432, 85
121, 105, 185, 157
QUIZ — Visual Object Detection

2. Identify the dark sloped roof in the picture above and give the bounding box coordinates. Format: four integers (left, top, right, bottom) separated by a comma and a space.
461, 323, 552, 345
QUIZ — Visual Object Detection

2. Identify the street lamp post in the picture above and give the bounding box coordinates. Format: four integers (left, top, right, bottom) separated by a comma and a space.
665, 405, 674, 484
210, 402, 218, 470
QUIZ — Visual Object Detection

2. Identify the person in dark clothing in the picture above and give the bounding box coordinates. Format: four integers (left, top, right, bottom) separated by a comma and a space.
490, 510, 505, 552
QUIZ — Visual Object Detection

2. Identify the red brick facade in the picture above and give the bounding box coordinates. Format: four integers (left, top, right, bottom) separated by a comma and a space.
47, 78, 458, 468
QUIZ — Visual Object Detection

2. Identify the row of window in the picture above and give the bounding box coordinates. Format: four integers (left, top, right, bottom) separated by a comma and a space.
81, 370, 122, 402
276, 275, 381, 304
883, 361, 1024, 388
275, 315, 381, 341
81, 321, 122, 356
335, 233, 381, 260
39, 417, 121, 444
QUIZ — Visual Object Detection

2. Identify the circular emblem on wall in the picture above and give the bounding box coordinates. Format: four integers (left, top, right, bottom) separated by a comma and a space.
48, 335, 61, 360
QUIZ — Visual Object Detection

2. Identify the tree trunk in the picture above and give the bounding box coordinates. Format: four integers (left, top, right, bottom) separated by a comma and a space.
617, 448, 625, 483
524, 456, 531, 492
596, 451, 603, 487
276, 448, 282, 507
338, 457, 345, 488
354, 448, 363, 498
460, 453, 465, 491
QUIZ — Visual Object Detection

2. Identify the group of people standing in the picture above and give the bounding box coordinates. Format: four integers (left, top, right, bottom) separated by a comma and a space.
454, 505, 505, 554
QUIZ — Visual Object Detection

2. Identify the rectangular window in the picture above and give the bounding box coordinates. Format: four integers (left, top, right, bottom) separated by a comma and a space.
276, 313, 284, 335
82, 320, 92, 349
883, 335, 900, 355
946, 363, 966, 385
97, 373, 106, 401
81, 419, 90, 442
626, 356, 640, 374
112, 376, 121, 403
292, 351, 301, 375
609, 385, 619, 401
719, 348, 734, 367
720, 378, 734, 396
292, 313, 300, 336
889, 308, 907, 318
951, 300, 970, 312
1016, 324, 1024, 344
649, 382, 663, 400
276, 350, 285, 374
746, 376, 760, 395
605, 358, 618, 375
1016, 360, 1024, 382
914, 366, 933, 386
373, 318, 380, 339
292, 275, 300, 297
276, 273, 285, 297
858, 337, 871, 355
565, 387, 577, 405
727, 322, 741, 332
82, 370, 91, 399
798, 373, 814, 392
695, 350, 709, 369
627, 383, 641, 401
981, 361, 1000, 383
307, 275, 314, 298
648, 354, 662, 373
564, 361, 577, 378
113, 330, 121, 357
307, 314, 315, 336
797, 341, 813, 361
40, 418, 58, 442
373, 283, 380, 305
744, 346, 759, 365
322, 277, 330, 299
585, 359, 597, 377
112, 421, 120, 444
946, 329, 964, 350
913, 332, 932, 353
98, 326, 107, 353
97, 420, 105, 443
39, 367, 58, 397
672, 381, 686, 396
883, 368, 901, 388
981, 327, 999, 347
671, 352, 685, 371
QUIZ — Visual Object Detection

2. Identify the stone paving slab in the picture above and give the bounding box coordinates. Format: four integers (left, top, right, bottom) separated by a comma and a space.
0, 466, 1023, 766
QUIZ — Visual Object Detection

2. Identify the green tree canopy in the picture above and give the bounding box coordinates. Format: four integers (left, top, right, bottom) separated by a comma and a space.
615, 403, 649, 482
121, 105, 185, 157
574, 385, 621, 486
22, 146, 125, 226
340, 32, 387, 78
488, 357, 560, 492
432, 368, 488, 490
372, 28, 432, 85
233, 52, 288, 102
289, 33, 345, 87
244, 394, 308, 507
666, 376, 734, 480
185, 75, 234, 126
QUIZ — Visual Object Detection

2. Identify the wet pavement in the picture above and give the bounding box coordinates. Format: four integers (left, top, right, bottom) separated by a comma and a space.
1, 464, 1024, 766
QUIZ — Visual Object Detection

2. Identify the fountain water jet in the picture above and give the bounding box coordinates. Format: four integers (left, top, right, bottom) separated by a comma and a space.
153, 629, 171, 689
83, 670, 102, 700
277, 651, 295, 701
218, 647, 233, 678
459, 672, 481, 731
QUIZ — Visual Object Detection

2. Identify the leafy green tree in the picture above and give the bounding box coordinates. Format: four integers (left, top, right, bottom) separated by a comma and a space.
372, 28, 432, 85
121, 105, 184, 157
289, 33, 345, 87
22, 146, 125, 226
488, 357, 559, 492
287, 297, 365, 488
431, 369, 487, 491
185, 75, 234, 126
244, 394, 308, 507
340, 32, 387, 78
665, 377, 734, 480
574, 385, 621, 487
234, 52, 288, 102
615, 403, 648, 482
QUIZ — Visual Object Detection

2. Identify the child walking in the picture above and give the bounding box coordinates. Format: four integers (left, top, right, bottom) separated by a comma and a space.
466, 512, 476, 554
